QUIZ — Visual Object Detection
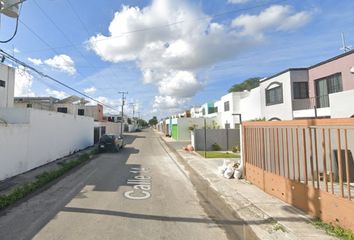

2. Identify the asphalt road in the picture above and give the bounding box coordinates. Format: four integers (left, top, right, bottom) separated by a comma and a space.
0, 129, 257, 240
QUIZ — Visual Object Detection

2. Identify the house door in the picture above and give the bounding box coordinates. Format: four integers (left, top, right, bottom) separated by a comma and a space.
315, 78, 328, 108
94, 127, 100, 144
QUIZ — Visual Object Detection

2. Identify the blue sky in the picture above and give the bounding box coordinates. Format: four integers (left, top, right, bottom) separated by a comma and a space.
1, 0, 353, 119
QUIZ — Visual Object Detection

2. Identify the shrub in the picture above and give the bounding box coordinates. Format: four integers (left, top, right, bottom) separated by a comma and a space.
0, 151, 95, 210
232, 145, 240, 153
211, 143, 221, 151
188, 124, 197, 131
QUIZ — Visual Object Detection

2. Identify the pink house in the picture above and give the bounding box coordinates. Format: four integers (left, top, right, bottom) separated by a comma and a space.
260, 50, 354, 120
308, 50, 354, 108
292, 50, 354, 119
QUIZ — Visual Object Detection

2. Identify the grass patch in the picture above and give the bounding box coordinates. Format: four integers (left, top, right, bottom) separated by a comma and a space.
268, 218, 287, 233
0, 149, 97, 210
312, 218, 354, 240
196, 151, 239, 158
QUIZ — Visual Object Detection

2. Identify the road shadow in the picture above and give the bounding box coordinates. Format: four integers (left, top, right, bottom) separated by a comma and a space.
123, 133, 146, 145
62, 206, 313, 225
87, 146, 141, 192
1, 144, 143, 240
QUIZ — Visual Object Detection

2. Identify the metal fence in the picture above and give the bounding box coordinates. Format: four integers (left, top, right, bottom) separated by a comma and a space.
243, 118, 354, 232
193, 128, 240, 151
292, 95, 330, 110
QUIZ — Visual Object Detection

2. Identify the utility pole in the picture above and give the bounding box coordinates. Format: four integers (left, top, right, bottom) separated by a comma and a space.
137, 111, 141, 128
119, 91, 128, 136
130, 103, 136, 119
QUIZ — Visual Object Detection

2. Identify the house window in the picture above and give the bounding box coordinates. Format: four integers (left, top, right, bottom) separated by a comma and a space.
202, 108, 205, 115
0, 80, 5, 88
26, 103, 32, 108
224, 101, 230, 112
315, 73, 342, 108
266, 83, 283, 106
57, 107, 68, 113
208, 106, 218, 114
78, 109, 85, 116
293, 82, 309, 99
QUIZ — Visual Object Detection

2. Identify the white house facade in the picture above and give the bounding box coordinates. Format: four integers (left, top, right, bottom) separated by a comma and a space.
0, 64, 15, 108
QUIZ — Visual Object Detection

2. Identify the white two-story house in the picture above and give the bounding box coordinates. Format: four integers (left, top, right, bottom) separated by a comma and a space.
0, 64, 15, 108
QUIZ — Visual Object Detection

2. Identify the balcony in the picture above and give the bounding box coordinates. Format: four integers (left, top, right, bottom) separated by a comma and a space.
292, 95, 331, 118
293, 95, 330, 110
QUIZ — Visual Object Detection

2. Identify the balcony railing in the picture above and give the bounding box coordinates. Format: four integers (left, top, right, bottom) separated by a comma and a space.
292, 95, 330, 111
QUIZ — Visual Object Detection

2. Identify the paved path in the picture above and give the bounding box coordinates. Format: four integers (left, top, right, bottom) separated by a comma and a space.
0, 129, 257, 240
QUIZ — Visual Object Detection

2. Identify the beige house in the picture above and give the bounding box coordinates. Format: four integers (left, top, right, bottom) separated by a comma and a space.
14, 95, 104, 122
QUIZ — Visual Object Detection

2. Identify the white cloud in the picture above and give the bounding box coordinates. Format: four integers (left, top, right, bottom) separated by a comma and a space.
153, 95, 188, 110
44, 54, 76, 75
157, 71, 202, 98
228, 0, 249, 4
14, 67, 36, 97
45, 88, 68, 99
88, 0, 311, 112
83, 86, 97, 94
28, 57, 43, 65
231, 5, 312, 38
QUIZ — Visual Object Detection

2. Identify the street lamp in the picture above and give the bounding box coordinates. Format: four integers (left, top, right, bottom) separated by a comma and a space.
0, 0, 23, 18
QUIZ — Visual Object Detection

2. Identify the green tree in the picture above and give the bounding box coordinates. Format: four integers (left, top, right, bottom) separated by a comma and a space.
228, 77, 261, 92
148, 116, 158, 126
137, 119, 148, 127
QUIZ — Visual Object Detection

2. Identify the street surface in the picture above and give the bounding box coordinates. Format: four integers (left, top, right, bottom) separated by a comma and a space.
0, 129, 257, 240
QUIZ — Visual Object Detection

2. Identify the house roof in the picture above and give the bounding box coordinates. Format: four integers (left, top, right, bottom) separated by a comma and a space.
57, 95, 89, 104
309, 49, 354, 69
260, 50, 354, 83
260, 68, 308, 83
14, 97, 59, 102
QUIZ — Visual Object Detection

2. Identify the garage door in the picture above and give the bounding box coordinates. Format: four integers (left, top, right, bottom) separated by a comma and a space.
172, 124, 178, 140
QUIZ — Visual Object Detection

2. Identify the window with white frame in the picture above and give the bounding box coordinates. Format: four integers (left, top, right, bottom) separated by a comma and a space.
266, 82, 283, 106
224, 101, 230, 111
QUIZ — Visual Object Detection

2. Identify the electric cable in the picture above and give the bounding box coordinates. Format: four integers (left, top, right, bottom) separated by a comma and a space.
0, 48, 120, 112
0, 16, 19, 43
18, 0, 289, 53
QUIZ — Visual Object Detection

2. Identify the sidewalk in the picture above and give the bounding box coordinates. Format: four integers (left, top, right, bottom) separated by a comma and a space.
0, 146, 96, 197
161, 135, 336, 240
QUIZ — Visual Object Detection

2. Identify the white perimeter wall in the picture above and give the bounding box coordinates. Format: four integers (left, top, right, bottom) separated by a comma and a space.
0, 108, 94, 181
330, 89, 354, 118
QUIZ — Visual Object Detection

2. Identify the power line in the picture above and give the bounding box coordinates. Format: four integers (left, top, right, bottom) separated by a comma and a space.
0, 48, 119, 112
32, 0, 126, 94
64, 0, 91, 36
18, 0, 289, 52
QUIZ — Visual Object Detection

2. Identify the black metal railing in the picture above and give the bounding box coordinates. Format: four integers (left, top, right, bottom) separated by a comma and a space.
292, 95, 330, 110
